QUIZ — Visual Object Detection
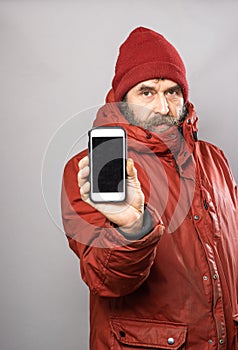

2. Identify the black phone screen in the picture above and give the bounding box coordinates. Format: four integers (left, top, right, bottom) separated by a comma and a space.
92, 137, 124, 193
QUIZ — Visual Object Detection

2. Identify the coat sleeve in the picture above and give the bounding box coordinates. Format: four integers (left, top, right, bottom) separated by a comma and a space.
61, 152, 164, 297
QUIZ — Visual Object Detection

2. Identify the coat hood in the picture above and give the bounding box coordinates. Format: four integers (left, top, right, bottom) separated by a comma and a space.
92, 101, 198, 156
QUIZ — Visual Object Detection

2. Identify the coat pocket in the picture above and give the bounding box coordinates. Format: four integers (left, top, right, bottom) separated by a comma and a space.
110, 317, 187, 349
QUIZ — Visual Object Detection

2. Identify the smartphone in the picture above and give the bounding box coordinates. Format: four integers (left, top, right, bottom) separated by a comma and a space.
88, 126, 127, 202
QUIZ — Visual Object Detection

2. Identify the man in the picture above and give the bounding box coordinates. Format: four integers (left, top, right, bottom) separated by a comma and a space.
61, 27, 238, 349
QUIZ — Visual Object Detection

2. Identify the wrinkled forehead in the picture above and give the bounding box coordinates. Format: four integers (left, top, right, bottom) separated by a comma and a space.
131, 78, 180, 91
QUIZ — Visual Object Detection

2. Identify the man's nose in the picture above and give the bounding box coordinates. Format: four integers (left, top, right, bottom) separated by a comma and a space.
152, 94, 169, 115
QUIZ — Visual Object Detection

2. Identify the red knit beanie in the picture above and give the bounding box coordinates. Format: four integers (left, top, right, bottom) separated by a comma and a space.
110, 27, 188, 102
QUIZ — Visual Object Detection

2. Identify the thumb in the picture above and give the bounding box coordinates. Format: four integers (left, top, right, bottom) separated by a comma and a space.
126, 158, 136, 178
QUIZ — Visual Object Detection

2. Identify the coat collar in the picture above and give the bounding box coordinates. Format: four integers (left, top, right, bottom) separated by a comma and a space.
93, 101, 198, 159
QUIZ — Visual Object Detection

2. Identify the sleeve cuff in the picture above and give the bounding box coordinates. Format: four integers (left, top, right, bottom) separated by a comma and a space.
116, 207, 153, 240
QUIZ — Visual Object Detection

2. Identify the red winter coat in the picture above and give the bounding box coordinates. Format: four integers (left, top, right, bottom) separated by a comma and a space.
61, 102, 238, 349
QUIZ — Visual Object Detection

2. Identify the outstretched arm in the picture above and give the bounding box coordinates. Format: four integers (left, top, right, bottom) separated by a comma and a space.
61, 153, 164, 297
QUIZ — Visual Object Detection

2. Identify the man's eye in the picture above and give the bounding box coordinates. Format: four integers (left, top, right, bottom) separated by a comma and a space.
167, 89, 177, 95
166, 87, 181, 97
142, 90, 152, 97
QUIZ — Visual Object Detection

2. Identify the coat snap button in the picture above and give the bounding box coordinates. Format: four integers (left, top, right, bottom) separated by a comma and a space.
219, 339, 225, 345
194, 214, 200, 220
119, 330, 126, 337
146, 133, 152, 139
213, 274, 218, 280
167, 337, 175, 345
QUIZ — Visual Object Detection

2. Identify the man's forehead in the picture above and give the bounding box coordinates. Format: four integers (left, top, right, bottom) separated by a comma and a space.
135, 79, 179, 89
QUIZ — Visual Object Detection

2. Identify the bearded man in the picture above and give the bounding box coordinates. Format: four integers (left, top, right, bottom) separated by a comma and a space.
61, 27, 238, 349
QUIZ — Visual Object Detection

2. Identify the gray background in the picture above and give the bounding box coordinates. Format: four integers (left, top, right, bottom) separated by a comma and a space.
1, 1, 237, 349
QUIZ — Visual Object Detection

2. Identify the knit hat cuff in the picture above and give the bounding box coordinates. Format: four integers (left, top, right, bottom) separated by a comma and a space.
113, 61, 188, 102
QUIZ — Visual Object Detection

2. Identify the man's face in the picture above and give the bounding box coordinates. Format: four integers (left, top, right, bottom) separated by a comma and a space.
121, 79, 185, 133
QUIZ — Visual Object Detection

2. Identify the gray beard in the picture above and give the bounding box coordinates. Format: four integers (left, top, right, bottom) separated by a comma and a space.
119, 102, 187, 133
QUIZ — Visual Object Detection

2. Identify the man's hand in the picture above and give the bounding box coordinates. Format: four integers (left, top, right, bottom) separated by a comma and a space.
78, 156, 145, 234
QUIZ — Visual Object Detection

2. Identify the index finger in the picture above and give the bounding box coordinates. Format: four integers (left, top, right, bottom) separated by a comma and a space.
78, 156, 89, 170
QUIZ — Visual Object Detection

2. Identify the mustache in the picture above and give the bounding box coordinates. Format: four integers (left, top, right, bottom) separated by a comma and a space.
149, 113, 181, 126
